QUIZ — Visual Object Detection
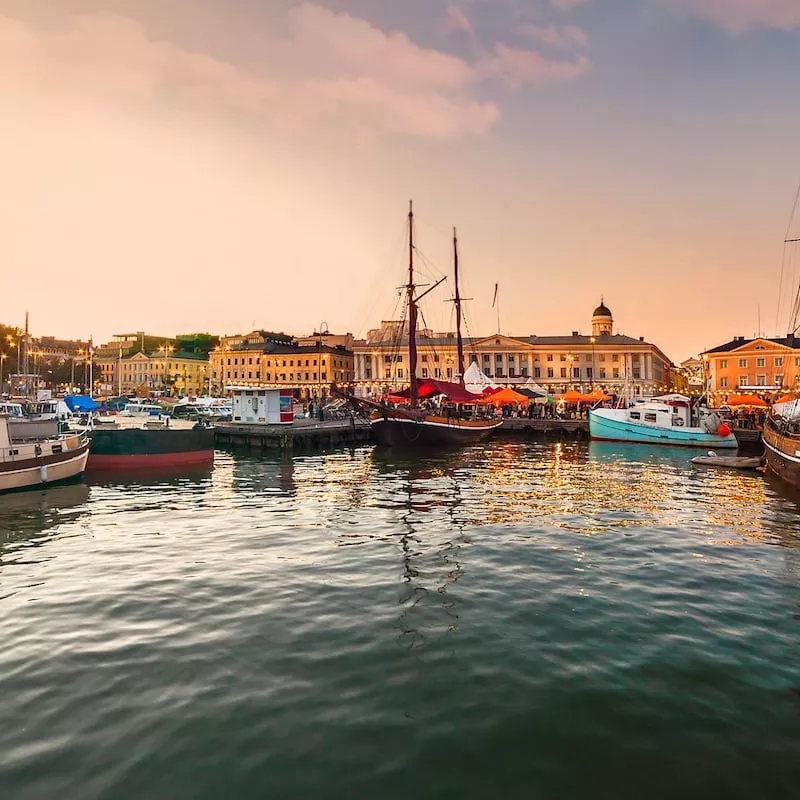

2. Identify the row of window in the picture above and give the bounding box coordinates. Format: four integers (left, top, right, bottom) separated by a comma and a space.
719, 376, 782, 388
369, 352, 645, 365
222, 371, 339, 382
719, 357, 797, 369
363, 366, 644, 381
224, 357, 331, 368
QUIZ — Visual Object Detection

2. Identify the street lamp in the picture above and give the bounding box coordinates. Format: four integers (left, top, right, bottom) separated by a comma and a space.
589, 336, 596, 390
566, 354, 574, 391
0, 353, 6, 396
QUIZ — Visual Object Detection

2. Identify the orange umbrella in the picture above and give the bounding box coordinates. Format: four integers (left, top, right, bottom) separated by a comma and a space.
776, 394, 795, 404
727, 393, 768, 407
557, 390, 585, 403
476, 387, 529, 406
584, 388, 611, 402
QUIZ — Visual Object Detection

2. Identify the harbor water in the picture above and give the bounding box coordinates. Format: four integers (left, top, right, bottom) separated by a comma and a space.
1, 440, 799, 798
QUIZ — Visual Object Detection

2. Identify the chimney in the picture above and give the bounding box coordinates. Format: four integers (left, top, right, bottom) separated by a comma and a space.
571, 331, 579, 337
639, 336, 644, 342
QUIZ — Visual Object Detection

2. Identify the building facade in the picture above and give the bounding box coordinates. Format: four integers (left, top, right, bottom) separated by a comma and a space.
209, 330, 354, 398
353, 301, 677, 396
702, 335, 800, 402
94, 349, 208, 395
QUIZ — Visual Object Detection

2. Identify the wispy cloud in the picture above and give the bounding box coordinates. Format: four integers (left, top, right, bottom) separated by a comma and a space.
520, 23, 589, 48
660, 0, 800, 33
0, 3, 591, 140
550, 0, 592, 11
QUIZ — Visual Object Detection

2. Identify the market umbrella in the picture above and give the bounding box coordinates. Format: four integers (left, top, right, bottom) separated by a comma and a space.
775, 394, 795, 405
727, 394, 768, 407
557, 390, 585, 403
477, 387, 529, 406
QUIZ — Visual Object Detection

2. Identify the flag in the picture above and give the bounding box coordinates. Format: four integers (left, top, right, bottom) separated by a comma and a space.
492, 283, 498, 308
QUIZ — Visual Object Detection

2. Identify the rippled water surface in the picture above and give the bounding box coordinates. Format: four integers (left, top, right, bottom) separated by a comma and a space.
2, 440, 800, 799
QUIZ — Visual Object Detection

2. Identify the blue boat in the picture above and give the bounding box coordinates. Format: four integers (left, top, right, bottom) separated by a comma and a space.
589, 394, 738, 449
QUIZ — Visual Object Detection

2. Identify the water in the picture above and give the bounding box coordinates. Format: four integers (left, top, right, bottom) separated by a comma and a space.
1, 440, 799, 799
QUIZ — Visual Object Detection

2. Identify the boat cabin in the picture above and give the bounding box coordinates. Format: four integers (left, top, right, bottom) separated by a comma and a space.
628, 394, 694, 428
121, 400, 163, 417
229, 386, 295, 425
0, 402, 24, 418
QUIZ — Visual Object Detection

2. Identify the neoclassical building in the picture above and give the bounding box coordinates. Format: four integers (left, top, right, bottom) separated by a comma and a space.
352, 300, 677, 396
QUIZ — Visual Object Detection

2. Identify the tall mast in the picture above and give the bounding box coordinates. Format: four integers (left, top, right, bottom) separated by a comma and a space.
453, 227, 465, 384
407, 201, 418, 405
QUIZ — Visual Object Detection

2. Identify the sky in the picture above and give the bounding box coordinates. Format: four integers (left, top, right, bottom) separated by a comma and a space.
2, 0, 800, 362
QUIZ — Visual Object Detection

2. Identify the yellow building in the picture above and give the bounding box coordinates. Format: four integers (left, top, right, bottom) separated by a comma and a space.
95, 350, 209, 395
209, 330, 354, 398
353, 301, 677, 396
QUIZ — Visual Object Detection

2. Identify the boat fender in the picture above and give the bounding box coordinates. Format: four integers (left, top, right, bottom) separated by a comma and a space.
717, 423, 731, 437
674, 418, 685, 427
40, 464, 48, 482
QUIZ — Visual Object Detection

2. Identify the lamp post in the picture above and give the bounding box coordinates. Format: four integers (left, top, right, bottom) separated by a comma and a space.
566, 354, 574, 391
589, 336, 596, 390
0, 353, 6, 395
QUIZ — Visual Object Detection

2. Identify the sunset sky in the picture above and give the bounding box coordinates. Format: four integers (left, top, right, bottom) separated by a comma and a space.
2, 0, 800, 361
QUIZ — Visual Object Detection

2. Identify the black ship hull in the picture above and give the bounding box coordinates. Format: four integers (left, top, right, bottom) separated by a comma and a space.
87, 427, 215, 469
370, 414, 501, 448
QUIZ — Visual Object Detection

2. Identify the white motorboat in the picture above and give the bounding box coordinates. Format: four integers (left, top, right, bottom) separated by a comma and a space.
0, 415, 90, 493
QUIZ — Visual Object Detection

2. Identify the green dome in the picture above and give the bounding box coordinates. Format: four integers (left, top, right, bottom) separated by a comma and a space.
593, 301, 612, 318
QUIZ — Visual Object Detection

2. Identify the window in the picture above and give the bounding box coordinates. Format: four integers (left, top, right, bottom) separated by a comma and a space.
776, 374, 784, 385
559, 354, 566, 361
432, 355, 439, 362
422, 368, 428, 378
720, 359, 728, 369
435, 368, 441, 378
483, 354, 490, 362
612, 354, 619, 362
586, 367, 593, 379
612, 368, 619, 378
547, 354, 553, 362
644, 413, 657, 423
738, 359, 747, 368
755, 345, 765, 350
795, 357, 800, 367
509, 368, 516, 378
775, 357, 784, 367
547, 367, 554, 378
756, 375, 766, 386
633, 370, 641, 379
446, 368, 453, 379
321, 372, 327, 380
630, 411, 641, 420
534, 368, 541, 378
599, 354, 606, 362
599, 368, 606, 378
508, 355, 515, 363
521, 367, 528, 377
421, 354, 428, 362
573, 368, 580, 379
384, 355, 392, 364
756, 357, 765, 368
560, 368, 567, 378
496, 354, 502, 362
739, 375, 747, 386
720, 377, 728, 388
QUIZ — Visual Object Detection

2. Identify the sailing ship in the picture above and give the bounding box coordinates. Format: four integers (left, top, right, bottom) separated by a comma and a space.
762, 204, 800, 487
342, 202, 501, 447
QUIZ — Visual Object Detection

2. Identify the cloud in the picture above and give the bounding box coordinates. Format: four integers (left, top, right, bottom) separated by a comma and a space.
660, 1, 800, 32
550, 0, 592, 10
0, 3, 590, 140
441, 3, 476, 39
520, 23, 589, 48
484, 44, 591, 88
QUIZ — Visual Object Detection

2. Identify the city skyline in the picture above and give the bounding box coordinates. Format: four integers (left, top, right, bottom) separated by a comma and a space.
3, 0, 800, 362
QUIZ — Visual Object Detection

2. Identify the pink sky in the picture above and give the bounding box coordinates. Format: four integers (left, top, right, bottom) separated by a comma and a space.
2, 0, 800, 362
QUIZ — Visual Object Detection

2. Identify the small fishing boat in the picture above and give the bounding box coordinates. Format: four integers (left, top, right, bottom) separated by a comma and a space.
589, 394, 738, 449
0, 415, 90, 493
690, 452, 763, 469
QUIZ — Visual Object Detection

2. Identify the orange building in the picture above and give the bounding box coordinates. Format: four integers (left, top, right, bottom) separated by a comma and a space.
702, 335, 800, 402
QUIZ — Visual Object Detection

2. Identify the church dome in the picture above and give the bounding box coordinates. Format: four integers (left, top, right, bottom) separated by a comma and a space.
592, 301, 612, 318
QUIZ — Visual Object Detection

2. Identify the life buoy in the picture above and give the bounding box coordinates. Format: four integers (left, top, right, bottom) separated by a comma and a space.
674, 417, 684, 427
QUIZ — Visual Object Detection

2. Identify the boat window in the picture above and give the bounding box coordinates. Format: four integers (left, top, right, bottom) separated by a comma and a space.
630, 411, 640, 420
644, 413, 657, 422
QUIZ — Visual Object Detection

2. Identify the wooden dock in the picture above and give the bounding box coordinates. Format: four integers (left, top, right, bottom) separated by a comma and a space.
214, 417, 763, 451
214, 418, 371, 451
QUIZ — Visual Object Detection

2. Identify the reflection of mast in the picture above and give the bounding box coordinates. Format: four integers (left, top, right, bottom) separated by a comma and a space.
453, 228, 465, 383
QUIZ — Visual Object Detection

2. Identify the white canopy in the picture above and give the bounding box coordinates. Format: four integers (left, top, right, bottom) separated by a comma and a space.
773, 398, 800, 420
523, 377, 549, 396
463, 360, 498, 394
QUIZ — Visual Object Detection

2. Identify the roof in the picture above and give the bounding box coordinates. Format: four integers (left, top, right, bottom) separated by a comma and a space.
703, 335, 800, 354
593, 301, 612, 318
